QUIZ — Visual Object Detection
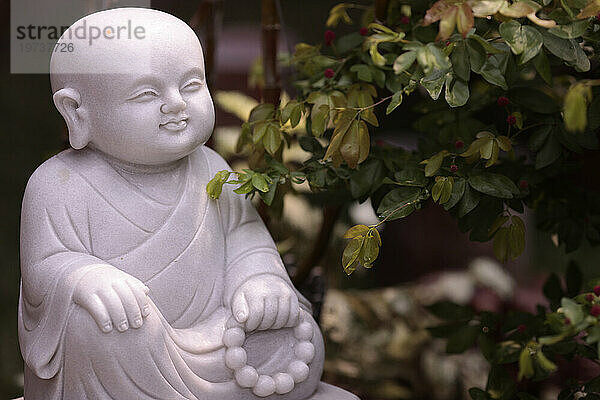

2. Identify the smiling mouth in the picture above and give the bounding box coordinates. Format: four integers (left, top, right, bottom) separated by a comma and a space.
160, 118, 188, 132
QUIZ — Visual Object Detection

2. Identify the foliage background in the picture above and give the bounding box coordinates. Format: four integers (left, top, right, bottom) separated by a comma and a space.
0, 0, 599, 399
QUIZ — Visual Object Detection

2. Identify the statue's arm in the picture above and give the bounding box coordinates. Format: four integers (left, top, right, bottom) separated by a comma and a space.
19, 158, 149, 378
202, 147, 308, 331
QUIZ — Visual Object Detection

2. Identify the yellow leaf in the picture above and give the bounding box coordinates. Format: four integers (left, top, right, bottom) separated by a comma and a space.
564, 83, 592, 133
327, 3, 353, 27
485, 141, 499, 167
496, 136, 512, 151
456, 3, 474, 37
340, 120, 361, 168
437, 6, 458, 40
358, 120, 370, 164
344, 224, 369, 238
576, 0, 600, 19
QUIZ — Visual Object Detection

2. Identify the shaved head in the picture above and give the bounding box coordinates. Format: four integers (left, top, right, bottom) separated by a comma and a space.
50, 8, 203, 94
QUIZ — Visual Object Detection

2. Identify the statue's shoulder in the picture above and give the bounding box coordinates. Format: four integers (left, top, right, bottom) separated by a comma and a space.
23, 149, 85, 201
194, 145, 232, 174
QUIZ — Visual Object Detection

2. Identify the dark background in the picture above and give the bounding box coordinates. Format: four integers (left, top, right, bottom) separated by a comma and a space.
1, 1, 598, 398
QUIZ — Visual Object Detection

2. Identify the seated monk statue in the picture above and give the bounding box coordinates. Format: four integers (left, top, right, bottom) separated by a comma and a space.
18, 7, 359, 400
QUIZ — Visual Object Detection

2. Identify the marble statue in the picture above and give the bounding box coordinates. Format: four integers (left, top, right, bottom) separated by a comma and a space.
18, 7, 359, 400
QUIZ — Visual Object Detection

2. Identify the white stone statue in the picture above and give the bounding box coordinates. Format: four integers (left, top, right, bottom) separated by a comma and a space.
18, 8, 359, 400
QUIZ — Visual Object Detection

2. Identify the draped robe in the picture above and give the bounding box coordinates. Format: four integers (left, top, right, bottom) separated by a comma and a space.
18, 146, 356, 400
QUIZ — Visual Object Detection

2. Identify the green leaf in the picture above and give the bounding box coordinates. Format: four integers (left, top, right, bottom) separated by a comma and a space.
342, 236, 363, 275
263, 124, 282, 155
469, 173, 519, 199
281, 100, 298, 124
466, 38, 486, 73
487, 365, 517, 398
391, 168, 428, 187
251, 173, 269, 192
561, 297, 584, 325
377, 186, 422, 221
258, 179, 278, 206
344, 224, 370, 239
549, 20, 590, 39
417, 43, 451, 74
249, 103, 275, 122
393, 51, 417, 75
253, 121, 269, 143
458, 184, 480, 217
508, 216, 526, 259
206, 170, 232, 199
359, 234, 379, 265
444, 178, 466, 210
350, 159, 385, 198
447, 325, 480, 353
508, 88, 560, 114
499, 21, 527, 54
469, 388, 491, 400
480, 61, 508, 90
451, 41, 471, 81
233, 180, 254, 195
421, 70, 447, 100
538, 27, 578, 62
535, 131, 561, 169
422, 151, 448, 177
386, 91, 403, 115
311, 104, 330, 137
528, 125, 551, 152
533, 51, 552, 85
350, 64, 373, 82
518, 27, 543, 65
494, 226, 510, 262
445, 75, 470, 107
427, 301, 474, 320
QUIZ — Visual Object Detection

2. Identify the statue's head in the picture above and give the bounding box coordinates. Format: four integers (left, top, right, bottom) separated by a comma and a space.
50, 8, 215, 165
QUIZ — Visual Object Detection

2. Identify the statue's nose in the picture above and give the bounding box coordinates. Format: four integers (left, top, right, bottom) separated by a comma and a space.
160, 90, 187, 114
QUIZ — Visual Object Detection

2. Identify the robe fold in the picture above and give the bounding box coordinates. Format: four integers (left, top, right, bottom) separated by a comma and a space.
18, 146, 324, 400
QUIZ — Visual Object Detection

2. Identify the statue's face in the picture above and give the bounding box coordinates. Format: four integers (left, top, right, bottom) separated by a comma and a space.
84, 34, 215, 165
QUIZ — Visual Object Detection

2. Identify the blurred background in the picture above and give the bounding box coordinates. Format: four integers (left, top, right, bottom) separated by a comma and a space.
1, 0, 599, 399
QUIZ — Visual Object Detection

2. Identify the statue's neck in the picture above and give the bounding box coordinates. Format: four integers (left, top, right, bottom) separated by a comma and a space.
89, 146, 185, 175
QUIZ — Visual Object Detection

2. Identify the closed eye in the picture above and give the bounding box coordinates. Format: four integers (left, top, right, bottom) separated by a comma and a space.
181, 79, 204, 92
128, 89, 158, 101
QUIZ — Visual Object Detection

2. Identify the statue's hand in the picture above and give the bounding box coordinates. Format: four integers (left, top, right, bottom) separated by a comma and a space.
231, 275, 300, 332
73, 265, 150, 333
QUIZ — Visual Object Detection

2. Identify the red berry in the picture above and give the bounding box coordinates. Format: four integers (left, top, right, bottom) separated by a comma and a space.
519, 180, 529, 190
454, 140, 464, 149
565, 318, 571, 325
497, 96, 509, 107
445, 40, 451, 46
517, 324, 526, 333
507, 115, 517, 125
591, 305, 600, 317
596, 13, 600, 20
594, 285, 600, 296
359, 27, 369, 36
586, 294, 595, 302
324, 68, 335, 78
324, 30, 336, 45
450, 164, 458, 173
401, 16, 410, 25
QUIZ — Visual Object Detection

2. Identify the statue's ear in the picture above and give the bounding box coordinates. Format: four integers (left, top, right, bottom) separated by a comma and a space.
53, 88, 90, 150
